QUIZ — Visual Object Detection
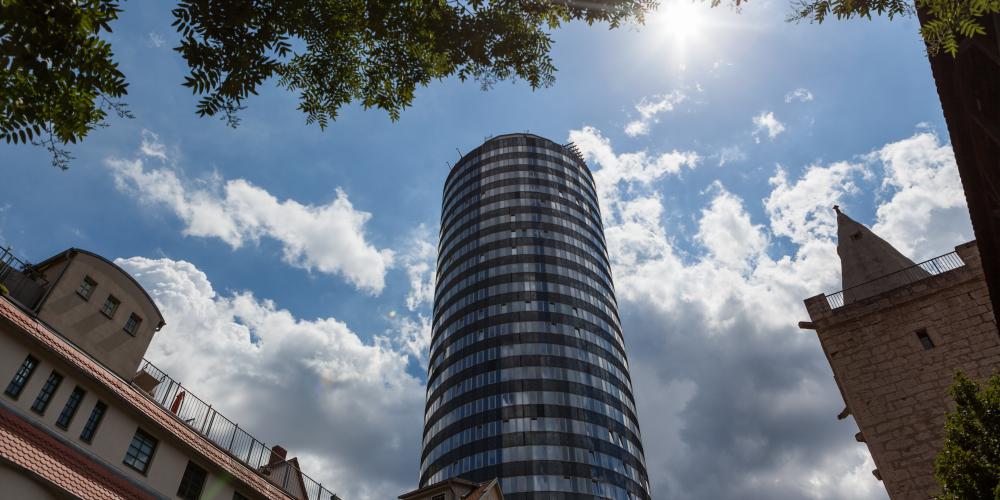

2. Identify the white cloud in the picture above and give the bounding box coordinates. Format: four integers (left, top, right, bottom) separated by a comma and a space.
625, 91, 686, 136
784, 88, 814, 103
117, 256, 424, 499
569, 126, 699, 212
147, 32, 166, 48
106, 132, 395, 294
400, 224, 437, 312
571, 125, 971, 499
139, 129, 167, 161
752, 111, 786, 143
718, 145, 747, 166
870, 132, 972, 261
764, 161, 870, 244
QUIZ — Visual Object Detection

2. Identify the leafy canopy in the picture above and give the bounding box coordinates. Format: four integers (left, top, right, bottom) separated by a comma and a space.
934, 371, 1000, 499
788, 0, 1000, 56
1, 0, 652, 168
0, 0, 130, 169
172, 0, 653, 128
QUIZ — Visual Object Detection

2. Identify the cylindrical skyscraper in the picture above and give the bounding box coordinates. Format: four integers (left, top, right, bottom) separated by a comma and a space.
421, 133, 650, 499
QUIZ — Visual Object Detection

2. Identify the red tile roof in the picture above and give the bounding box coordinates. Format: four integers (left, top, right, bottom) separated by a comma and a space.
0, 404, 152, 499
0, 297, 292, 499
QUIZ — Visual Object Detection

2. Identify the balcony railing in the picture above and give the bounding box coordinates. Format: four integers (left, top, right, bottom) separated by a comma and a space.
0, 245, 48, 309
135, 359, 341, 500
825, 251, 965, 309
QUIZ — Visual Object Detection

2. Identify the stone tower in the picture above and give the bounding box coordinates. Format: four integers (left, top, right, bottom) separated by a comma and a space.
801, 209, 1000, 499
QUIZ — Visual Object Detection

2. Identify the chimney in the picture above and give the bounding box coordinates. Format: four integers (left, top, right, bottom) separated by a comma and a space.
268, 445, 287, 466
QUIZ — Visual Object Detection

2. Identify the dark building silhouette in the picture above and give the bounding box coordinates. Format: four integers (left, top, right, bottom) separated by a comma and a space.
420, 133, 651, 499
920, 11, 1000, 325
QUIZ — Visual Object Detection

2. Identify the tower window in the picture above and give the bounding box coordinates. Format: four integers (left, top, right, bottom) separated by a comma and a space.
79, 401, 107, 443
101, 295, 120, 318
77, 276, 97, 300
5, 355, 38, 398
56, 386, 86, 429
124, 313, 142, 336
176, 461, 208, 500
31, 371, 63, 414
123, 428, 158, 473
916, 329, 935, 350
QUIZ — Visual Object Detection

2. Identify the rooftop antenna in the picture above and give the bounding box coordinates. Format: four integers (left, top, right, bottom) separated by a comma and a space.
455, 148, 462, 158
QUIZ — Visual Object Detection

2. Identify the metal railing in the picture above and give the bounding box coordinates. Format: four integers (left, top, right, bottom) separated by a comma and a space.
135, 359, 341, 500
0, 245, 48, 309
825, 251, 965, 309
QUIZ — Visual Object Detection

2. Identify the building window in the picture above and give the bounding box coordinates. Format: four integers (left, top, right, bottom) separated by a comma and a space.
4, 355, 38, 398
123, 428, 158, 473
176, 461, 208, 500
77, 276, 97, 300
916, 329, 935, 350
432, 495, 445, 500
101, 295, 120, 318
56, 386, 86, 429
31, 371, 63, 414
123, 313, 142, 336
79, 401, 107, 443
232, 493, 249, 500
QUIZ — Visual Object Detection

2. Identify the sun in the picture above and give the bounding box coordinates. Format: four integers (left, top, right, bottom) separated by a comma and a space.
646, 0, 709, 49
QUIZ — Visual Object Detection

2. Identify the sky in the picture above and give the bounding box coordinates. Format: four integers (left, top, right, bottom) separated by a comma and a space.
0, 1, 976, 499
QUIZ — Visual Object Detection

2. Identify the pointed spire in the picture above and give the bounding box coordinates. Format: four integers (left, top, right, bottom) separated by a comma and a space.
836, 207, 928, 303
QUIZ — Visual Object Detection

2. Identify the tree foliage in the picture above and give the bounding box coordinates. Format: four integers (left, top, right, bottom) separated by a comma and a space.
789, 0, 1000, 56
1, 0, 652, 168
171, 0, 652, 129
934, 371, 1000, 499
1, 0, 131, 169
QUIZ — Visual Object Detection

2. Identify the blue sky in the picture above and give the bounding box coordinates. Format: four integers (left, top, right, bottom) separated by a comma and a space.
0, 1, 974, 498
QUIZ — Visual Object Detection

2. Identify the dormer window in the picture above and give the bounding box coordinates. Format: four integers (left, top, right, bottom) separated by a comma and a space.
77, 276, 97, 300
124, 313, 142, 336
101, 295, 120, 318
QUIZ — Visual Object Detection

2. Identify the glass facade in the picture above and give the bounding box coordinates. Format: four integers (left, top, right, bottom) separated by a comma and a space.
421, 134, 651, 499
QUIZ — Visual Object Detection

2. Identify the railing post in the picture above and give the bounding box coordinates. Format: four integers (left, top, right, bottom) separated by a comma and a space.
200, 405, 213, 434
229, 423, 239, 452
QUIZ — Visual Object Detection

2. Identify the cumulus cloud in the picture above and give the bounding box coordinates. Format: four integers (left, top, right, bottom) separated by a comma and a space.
569, 125, 971, 499
625, 91, 686, 136
569, 126, 699, 210
765, 161, 870, 244
870, 132, 972, 260
784, 88, 814, 103
400, 224, 437, 311
106, 132, 395, 294
753, 111, 786, 143
717, 145, 747, 166
146, 32, 166, 48
117, 256, 424, 499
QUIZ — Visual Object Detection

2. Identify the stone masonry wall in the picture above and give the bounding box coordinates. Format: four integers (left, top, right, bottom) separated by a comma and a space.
803, 241, 1000, 499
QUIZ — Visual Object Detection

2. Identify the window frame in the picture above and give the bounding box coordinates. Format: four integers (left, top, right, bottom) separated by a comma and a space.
176, 460, 208, 500
123, 313, 142, 336
77, 275, 98, 301
916, 328, 936, 350
56, 386, 86, 430
30, 370, 63, 414
4, 355, 39, 399
122, 427, 158, 474
79, 401, 107, 443
101, 294, 120, 318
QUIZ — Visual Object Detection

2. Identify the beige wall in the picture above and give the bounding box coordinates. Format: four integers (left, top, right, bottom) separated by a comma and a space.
0, 461, 62, 499
36, 252, 162, 379
0, 314, 259, 500
805, 242, 1000, 499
